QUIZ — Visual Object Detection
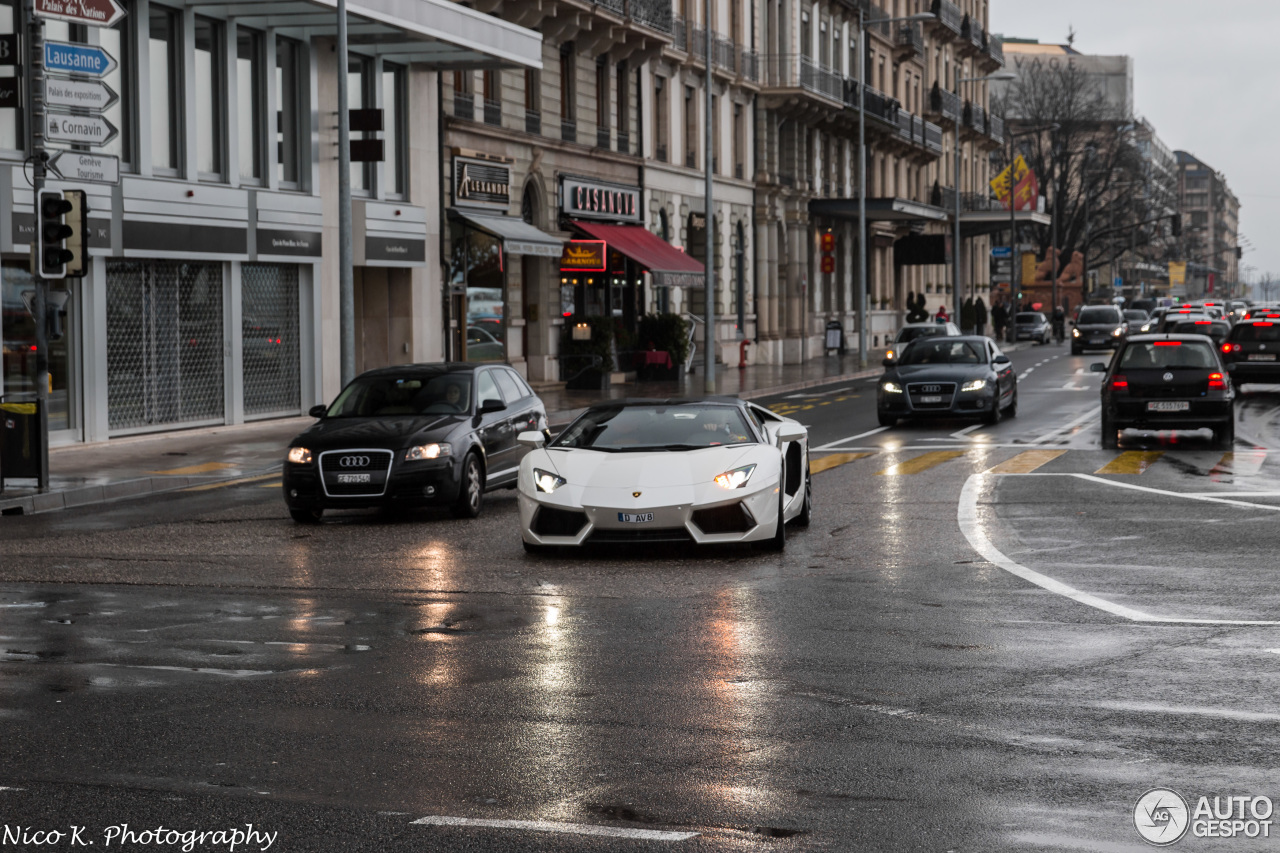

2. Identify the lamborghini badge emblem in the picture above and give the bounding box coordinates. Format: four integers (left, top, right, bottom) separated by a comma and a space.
633, 491, 642, 498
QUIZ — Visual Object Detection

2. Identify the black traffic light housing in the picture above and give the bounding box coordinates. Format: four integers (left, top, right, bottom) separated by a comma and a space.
62, 190, 89, 278
1170, 213, 1181, 237
36, 189, 74, 279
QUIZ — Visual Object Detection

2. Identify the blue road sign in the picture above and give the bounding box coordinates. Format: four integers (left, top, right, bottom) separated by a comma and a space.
44, 41, 116, 77
991, 246, 1012, 259
1114, 276, 1123, 288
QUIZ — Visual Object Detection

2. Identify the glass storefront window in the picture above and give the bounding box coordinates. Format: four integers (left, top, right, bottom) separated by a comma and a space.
2, 263, 72, 431
194, 17, 225, 178
149, 5, 181, 172
449, 221, 506, 363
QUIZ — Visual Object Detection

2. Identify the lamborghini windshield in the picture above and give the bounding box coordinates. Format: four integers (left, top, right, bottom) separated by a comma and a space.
552, 404, 757, 451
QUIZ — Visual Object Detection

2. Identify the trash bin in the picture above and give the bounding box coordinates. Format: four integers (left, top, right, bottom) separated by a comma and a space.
1, 400, 41, 486
825, 320, 845, 354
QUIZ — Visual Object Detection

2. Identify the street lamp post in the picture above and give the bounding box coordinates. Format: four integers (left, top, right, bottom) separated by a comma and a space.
856, 11, 934, 368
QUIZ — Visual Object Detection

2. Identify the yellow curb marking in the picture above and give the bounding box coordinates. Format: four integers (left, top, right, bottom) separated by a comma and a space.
150, 461, 238, 475
876, 451, 965, 476
985, 449, 1068, 475
182, 473, 280, 492
809, 452, 873, 474
1095, 451, 1163, 475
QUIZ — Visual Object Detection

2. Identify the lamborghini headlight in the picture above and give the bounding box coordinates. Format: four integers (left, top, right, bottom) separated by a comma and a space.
961, 379, 987, 392
714, 464, 757, 490
405, 443, 451, 461
882, 381, 904, 394
533, 468, 567, 493
286, 447, 312, 464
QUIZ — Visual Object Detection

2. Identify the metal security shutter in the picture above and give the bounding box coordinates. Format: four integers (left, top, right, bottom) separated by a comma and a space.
106, 260, 225, 433
241, 263, 301, 418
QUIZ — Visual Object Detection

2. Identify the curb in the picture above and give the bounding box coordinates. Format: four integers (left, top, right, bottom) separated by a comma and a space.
0, 465, 283, 517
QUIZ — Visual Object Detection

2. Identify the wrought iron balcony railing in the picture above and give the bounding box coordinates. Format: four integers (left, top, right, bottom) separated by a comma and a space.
673, 15, 688, 51
483, 99, 502, 126
561, 119, 577, 144
761, 54, 843, 104
596, 0, 624, 14
525, 110, 541, 135
929, 0, 963, 38
928, 82, 962, 122
626, 0, 673, 34
986, 112, 1004, 145
740, 49, 759, 82
985, 33, 1005, 67
961, 14, 985, 52
597, 126, 611, 149
895, 22, 924, 56
453, 92, 474, 121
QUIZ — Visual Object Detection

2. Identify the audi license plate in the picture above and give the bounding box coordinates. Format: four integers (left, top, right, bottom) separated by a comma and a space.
617, 512, 654, 524
921, 395, 943, 404
1147, 401, 1190, 412
336, 473, 372, 484
1248, 353, 1276, 361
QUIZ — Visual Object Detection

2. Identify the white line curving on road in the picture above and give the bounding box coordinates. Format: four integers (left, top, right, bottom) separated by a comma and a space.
410, 816, 699, 841
957, 473, 1280, 626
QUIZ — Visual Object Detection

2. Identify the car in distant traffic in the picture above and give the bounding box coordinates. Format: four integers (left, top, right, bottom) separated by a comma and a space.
516, 399, 810, 552
1219, 319, 1280, 386
1123, 309, 1150, 327
1166, 318, 1230, 346
1071, 305, 1127, 354
1092, 334, 1234, 449
1012, 312, 1052, 345
283, 363, 547, 522
877, 336, 1017, 426
883, 321, 961, 362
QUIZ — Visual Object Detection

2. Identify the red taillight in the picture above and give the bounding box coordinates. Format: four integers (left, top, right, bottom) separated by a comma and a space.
1222, 343, 1232, 353
1209, 372, 1226, 389
1153, 341, 1182, 346
1257, 322, 1274, 327
1111, 374, 1129, 389
1194, 320, 1212, 325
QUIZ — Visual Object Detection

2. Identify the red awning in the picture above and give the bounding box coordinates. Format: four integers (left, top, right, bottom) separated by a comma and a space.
569, 221, 704, 282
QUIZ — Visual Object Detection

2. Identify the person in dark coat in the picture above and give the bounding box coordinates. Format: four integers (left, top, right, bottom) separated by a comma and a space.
975, 297, 988, 337
991, 298, 1008, 342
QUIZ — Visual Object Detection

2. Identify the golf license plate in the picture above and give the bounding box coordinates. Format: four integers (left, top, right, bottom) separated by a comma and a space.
617, 512, 654, 524
1248, 353, 1276, 361
1147, 401, 1190, 412
921, 395, 943, 404
336, 473, 372, 484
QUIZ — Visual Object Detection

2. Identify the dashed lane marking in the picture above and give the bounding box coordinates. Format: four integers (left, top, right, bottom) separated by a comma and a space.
809, 452, 873, 474
984, 449, 1067, 474
149, 461, 238, 475
1210, 450, 1267, 479
410, 816, 698, 842
258, 480, 283, 489
876, 450, 965, 476
814, 425, 890, 451
1095, 451, 1163, 475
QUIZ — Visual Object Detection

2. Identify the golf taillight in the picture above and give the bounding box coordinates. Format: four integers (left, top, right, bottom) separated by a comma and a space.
1111, 374, 1129, 389
1209, 372, 1226, 389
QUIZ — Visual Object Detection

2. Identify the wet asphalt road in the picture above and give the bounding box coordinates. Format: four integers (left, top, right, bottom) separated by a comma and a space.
4, 341, 1280, 851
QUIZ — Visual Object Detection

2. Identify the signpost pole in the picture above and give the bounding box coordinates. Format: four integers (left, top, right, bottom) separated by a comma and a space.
27, 0, 50, 491
337, 0, 355, 386
702, 0, 714, 395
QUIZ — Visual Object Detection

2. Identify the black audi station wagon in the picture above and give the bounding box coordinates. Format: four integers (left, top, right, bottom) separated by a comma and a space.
283, 363, 547, 522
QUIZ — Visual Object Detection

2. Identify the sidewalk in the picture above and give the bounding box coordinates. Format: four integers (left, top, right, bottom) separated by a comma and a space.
0, 342, 1033, 516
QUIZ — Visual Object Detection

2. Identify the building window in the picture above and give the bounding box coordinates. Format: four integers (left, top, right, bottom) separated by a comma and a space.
347, 55, 372, 193
684, 85, 697, 168
595, 55, 609, 148
524, 68, 541, 134
194, 17, 225, 179
711, 94, 719, 174
275, 36, 302, 186
800, 11, 811, 59
149, 5, 181, 172
482, 69, 500, 125
559, 42, 576, 141
236, 28, 263, 182
382, 63, 405, 196
654, 75, 669, 162
615, 62, 629, 153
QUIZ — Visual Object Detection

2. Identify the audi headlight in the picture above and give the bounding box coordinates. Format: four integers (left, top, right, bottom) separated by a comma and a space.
405, 443, 451, 461
961, 379, 987, 392
714, 464, 757, 490
286, 447, 312, 464
882, 381, 904, 394
1112, 326, 1124, 337
1072, 327, 1081, 338
533, 468, 567, 493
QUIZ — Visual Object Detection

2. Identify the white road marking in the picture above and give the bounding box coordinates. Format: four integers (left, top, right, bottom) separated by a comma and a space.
957, 474, 1280, 625
1030, 407, 1101, 444
950, 423, 984, 439
785, 386, 852, 399
410, 816, 699, 841
814, 426, 890, 450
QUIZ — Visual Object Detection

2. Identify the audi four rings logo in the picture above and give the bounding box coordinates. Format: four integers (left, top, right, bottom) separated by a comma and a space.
339, 455, 371, 468
922, 385, 941, 392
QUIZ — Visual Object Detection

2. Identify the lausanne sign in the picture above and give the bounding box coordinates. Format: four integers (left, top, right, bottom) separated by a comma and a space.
34, 0, 126, 28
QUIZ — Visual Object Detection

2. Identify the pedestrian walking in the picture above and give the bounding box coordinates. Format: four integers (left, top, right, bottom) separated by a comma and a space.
991, 298, 1007, 342
975, 297, 988, 337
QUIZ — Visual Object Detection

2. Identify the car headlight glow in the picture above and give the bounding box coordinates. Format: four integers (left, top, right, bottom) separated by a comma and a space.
885, 349, 896, 360
533, 468, 567, 493
961, 379, 987, 392
714, 464, 757, 490
286, 447, 312, 464
882, 381, 903, 394
1112, 326, 1124, 337
1072, 328, 1081, 337
405, 443, 451, 461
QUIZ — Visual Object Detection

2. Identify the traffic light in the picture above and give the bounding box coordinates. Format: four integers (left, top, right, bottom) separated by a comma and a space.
45, 290, 70, 342
36, 189, 74, 279
1170, 213, 1181, 237
62, 190, 89, 278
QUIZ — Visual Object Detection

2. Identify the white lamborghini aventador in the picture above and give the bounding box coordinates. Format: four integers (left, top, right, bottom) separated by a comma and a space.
517, 399, 811, 552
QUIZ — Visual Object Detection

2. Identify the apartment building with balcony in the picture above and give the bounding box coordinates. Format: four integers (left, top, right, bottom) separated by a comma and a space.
1176, 150, 1240, 297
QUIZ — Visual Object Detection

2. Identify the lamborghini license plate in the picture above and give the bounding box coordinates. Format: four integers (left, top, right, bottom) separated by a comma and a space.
617, 512, 654, 523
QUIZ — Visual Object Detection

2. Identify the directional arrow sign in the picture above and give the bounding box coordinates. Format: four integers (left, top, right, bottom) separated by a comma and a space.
48, 150, 119, 185
46, 111, 117, 146
34, 0, 126, 28
44, 41, 116, 77
45, 77, 117, 111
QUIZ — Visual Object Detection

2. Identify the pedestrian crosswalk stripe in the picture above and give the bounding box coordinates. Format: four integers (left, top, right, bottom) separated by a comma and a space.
809, 452, 872, 474
876, 450, 965, 476
985, 449, 1067, 475
1095, 451, 1164, 475
1211, 450, 1267, 478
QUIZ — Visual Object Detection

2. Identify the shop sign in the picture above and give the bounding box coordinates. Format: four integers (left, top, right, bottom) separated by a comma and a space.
454, 155, 511, 210
561, 176, 642, 223
560, 240, 606, 272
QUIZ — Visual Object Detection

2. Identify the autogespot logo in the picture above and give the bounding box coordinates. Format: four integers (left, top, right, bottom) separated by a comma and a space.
1134, 788, 1190, 846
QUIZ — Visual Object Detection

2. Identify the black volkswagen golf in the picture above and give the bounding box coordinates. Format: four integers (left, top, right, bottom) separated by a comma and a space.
283, 363, 547, 522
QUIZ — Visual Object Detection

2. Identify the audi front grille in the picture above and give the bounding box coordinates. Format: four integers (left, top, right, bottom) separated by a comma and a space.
906, 382, 957, 408
318, 449, 395, 497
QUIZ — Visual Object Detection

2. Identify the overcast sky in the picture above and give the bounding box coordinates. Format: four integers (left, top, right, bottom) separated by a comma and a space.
992, 1, 1275, 285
